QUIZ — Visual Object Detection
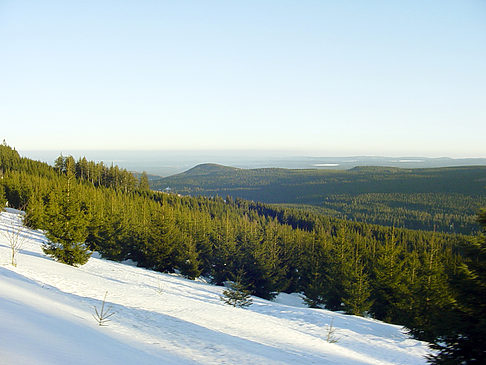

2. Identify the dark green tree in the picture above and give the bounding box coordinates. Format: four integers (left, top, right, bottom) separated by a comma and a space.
42, 175, 90, 266
429, 210, 486, 364
303, 271, 327, 308
302, 230, 329, 308
0, 184, 6, 209
408, 235, 455, 342
24, 193, 45, 229
176, 233, 201, 280
321, 225, 351, 311
139, 171, 150, 191
220, 272, 253, 308
341, 260, 373, 316
370, 230, 410, 323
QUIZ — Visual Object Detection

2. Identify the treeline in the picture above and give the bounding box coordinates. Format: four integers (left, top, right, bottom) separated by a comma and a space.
1, 143, 484, 363
53, 154, 150, 193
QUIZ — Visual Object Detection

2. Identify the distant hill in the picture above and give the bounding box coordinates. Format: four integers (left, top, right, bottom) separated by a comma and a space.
151, 164, 486, 233
181, 163, 239, 176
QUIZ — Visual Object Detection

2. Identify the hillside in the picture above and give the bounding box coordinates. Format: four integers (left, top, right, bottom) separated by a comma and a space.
0, 209, 433, 364
151, 164, 486, 233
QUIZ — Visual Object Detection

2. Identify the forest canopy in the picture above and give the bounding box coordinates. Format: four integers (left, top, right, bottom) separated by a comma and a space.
151, 163, 486, 234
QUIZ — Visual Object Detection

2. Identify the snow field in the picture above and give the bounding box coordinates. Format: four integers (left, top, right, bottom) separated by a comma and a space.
0, 209, 433, 364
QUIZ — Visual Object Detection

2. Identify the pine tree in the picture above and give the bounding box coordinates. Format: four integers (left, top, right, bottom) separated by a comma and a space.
408, 234, 455, 342
193, 215, 214, 276
42, 174, 90, 266
303, 271, 327, 308
89, 212, 128, 261
341, 261, 373, 316
339, 233, 373, 316
429, 210, 486, 364
321, 225, 350, 311
220, 274, 253, 308
176, 234, 201, 280
139, 171, 150, 191
24, 193, 44, 229
370, 230, 410, 323
0, 184, 6, 208
302, 230, 329, 308
211, 214, 237, 285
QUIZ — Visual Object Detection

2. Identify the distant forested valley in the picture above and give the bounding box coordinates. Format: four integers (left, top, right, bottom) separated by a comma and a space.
151, 163, 486, 234
1, 143, 485, 363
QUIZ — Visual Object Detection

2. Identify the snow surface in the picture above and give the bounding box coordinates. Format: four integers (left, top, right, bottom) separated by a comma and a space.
0, 210, 434, 364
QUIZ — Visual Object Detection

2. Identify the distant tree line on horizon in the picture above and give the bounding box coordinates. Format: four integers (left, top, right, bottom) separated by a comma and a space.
1, 142, 485, 364
151, 163, 486, 235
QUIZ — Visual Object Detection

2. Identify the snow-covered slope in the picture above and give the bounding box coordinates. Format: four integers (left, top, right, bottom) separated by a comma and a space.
0, 209, 433, 364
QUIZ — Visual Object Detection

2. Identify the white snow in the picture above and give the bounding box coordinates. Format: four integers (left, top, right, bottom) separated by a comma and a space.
0, 210, 433, 364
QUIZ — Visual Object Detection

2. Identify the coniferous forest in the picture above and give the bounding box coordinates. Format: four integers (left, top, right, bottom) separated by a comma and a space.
152, 163, 486, 234
1, 142, 485, 364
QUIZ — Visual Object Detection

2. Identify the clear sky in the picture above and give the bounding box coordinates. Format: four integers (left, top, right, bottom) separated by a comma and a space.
1, 0, 485, 157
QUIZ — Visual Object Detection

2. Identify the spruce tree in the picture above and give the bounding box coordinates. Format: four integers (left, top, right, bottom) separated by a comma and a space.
0, 184, 6, 208
429, 210, 486, 364
211, 215, 237, 285
321, 225, 350, 311
408, 234, 455, 342
370, 230, 410, 323
341, 261, 373, 316
24, 193, 44, 229
176, 234, 201, 280
138, 171, 150, 191
303, 271, 327, 308
220, 274, 253, 308
302, 230, 329, 308
42, 173, 90, 266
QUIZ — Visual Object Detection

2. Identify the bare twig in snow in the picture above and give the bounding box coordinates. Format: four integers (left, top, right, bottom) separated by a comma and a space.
93, 291, 116, 326
325, 318, 340, 343
1, 222, 26, 267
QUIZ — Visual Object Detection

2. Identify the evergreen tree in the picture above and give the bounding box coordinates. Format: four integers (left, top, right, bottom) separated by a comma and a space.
429, 210, 486, 364
176, 233, 201, 280
370, 230, 410, 323
138, 207, 179, 273
139, 171, 150, 191
0, 184, 6, 208
220, 273, 253, 308
24, 193, 44, 229
192, 215, 214, 276
302, 230, 329, 308
321, 225, 350, 311
89, 212, 128, 261
303, 271, 327, 308
42, 176, 90, 266
408, 234, 455, 342
211, 214, 237, 285
54, 154, 66, 175
341, 260, 373, 316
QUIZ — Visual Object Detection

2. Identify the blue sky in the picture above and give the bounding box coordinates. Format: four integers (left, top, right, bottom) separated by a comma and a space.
1, 0, 485, 157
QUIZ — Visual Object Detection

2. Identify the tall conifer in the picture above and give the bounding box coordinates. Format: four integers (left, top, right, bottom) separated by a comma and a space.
42, 170, 90, 266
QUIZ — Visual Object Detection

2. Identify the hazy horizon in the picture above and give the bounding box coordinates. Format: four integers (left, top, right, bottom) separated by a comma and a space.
19, 149, 486, 177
